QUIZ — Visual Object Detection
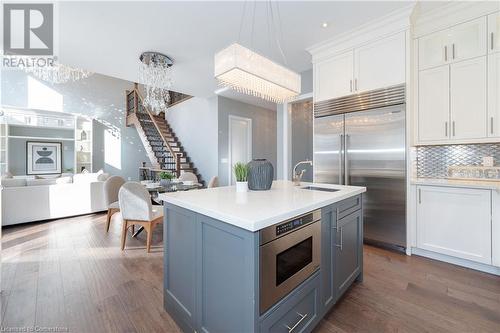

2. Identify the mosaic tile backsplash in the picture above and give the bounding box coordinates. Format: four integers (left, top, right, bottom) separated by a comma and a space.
416, 143, 500, 178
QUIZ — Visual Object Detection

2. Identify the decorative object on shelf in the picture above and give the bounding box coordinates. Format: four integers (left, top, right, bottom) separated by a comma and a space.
81, 167, 88, 173
159, 171, 174, 187
214, 2, 300, 103
247, 158, 274, 190
78, 153, 88, 163
139, 51, 173, 115
26, 141, 62, 175
22, 60, 92, 84
80, 130, 87, 141
80, 145, 84, 152
233, 162, 249, 193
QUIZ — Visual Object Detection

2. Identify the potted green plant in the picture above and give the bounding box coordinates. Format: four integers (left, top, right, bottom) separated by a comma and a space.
159, 171, 174, 187
233, 162, 249, 193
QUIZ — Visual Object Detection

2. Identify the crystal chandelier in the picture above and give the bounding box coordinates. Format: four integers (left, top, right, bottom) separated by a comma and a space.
139, 52, 173, 115
214, 2, 301, 104
23, 60, 92, 84
215, 43, 300, 103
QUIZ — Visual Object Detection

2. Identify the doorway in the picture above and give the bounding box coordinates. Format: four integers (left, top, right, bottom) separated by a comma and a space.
228, 115, 252, 185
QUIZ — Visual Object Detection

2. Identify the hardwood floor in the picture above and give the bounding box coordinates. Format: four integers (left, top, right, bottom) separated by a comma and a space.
1, 213, 500, 332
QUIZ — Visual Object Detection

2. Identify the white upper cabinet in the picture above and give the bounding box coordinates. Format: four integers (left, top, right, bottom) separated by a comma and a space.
488, 12, 500, 53
418, 17, 487, 70
314, 50, 354, 102
313, 32, 405, 102
416, 12, 497, 144
450, 56, 487, 140
416, 186, 492, 265
447, 17, 487, 62
418, 66, 450, 142
419, 30, 449, 70
354, 32, 406, 93
488, 52, 500, 137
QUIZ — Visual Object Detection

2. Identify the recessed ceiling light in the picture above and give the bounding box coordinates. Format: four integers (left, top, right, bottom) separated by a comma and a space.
321, 22, 328, 28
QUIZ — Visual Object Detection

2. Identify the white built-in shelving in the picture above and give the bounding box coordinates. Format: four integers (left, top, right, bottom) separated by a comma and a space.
75, 116, 93, 173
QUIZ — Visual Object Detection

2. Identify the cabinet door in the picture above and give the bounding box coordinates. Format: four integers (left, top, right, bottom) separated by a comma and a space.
320, 205, 335, 312
333, 210, 362, 301
450, 56, 487, 140
419, 30, 448, 70
416, 186, 491, 264
448, 17, 487, 62
488, 52, 500, 137
418, 66, 450, 142
493, 191, 500, 268
354, 32, 405, 93
489, 12, 500, 54
314, 50, 354, 102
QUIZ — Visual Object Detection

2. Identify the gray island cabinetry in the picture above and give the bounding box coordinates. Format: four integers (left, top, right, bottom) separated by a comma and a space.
159, 181, 365, 333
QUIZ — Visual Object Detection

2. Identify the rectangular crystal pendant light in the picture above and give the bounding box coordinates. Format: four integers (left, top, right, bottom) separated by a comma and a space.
214, 43, 301, 104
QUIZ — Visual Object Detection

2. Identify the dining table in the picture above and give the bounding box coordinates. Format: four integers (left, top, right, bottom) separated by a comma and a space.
132, 181, 203, 237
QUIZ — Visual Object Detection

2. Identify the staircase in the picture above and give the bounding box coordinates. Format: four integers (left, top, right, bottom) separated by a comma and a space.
125, 85, 203, 185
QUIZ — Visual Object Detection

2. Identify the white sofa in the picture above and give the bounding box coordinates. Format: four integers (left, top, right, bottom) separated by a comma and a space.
2, 172, 109, 226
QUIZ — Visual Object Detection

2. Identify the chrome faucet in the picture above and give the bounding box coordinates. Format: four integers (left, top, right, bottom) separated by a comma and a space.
293, 160, 313, 186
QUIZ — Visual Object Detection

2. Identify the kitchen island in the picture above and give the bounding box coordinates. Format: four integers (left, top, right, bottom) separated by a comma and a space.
159, 180, 366, 333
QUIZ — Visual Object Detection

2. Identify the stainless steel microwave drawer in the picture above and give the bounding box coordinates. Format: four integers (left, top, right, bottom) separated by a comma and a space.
260, 272, 320, 333
337, 194, 362, 219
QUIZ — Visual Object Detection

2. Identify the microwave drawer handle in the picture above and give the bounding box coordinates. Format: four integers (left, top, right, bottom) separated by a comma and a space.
285, 312, 308, 333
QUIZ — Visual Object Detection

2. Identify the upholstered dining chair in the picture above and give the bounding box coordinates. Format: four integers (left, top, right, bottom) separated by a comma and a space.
118, 182, 163, 253
178, 171, 198, 183
207, 176, 219, 188
104, 175, 126, 232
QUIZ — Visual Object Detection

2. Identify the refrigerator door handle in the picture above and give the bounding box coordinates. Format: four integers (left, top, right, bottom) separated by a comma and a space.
344, 134, 349, 185
339, 134, 344, 185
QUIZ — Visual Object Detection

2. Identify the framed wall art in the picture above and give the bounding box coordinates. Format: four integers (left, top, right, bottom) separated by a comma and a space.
26, 141, 62, 175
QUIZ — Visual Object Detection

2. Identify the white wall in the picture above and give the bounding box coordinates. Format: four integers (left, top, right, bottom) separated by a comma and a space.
1, 70, 149, 180
165, 96, 219, 183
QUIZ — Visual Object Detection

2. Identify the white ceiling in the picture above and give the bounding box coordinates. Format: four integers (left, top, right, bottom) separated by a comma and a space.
59, 1, 413, 98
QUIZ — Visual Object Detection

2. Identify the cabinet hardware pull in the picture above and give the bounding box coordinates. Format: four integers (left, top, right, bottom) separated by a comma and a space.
492, 32, 495, 50
445, 122, 448, 137
285, 312, 308, 333
354, 78, 358, 91
452, 121, 456, 137
418, 189, 421, 204
452, 43, 455, 59
340, 226, 343, 251
349, 80, 353, 92
444, 46, 448, 61
333, 226, 343, 250
491, 117, 494, 135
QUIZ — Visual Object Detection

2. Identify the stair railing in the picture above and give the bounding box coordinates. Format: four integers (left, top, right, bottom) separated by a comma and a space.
133, 86, 182, 177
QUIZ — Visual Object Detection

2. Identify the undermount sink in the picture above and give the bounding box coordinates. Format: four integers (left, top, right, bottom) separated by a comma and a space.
300, 186, 340, 192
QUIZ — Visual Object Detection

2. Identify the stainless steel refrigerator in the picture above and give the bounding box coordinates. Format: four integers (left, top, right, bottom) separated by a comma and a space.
313, 85, 406, 251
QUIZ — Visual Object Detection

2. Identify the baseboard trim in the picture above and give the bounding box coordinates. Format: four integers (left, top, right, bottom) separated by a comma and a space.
411, 247, 500, 276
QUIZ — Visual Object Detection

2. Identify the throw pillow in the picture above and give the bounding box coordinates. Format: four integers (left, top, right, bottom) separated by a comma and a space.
1, 171, 13, 180
97, 173, 110, 181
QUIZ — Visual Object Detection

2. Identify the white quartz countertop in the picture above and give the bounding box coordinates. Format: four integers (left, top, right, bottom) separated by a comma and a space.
411, 178, 500, 191
158, 180, 366, 232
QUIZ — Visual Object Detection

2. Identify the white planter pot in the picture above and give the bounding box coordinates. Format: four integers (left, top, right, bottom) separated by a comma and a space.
236, 181, 248, 193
